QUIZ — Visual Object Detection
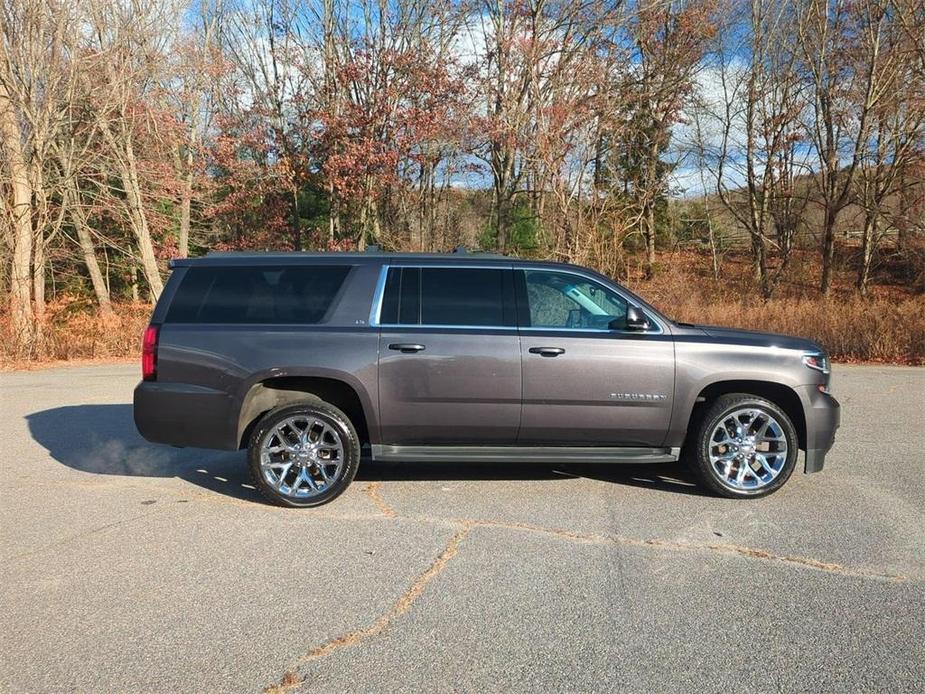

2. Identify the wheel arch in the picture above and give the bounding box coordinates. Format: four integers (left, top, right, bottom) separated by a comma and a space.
688, 380, 807, 451
237, 375, 372, 449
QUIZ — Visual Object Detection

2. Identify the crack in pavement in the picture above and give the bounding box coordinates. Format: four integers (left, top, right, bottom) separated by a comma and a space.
264, 522, 474, 693
362, 482, 397, 518
5, 508, 166, 562
454, 517, 908, 582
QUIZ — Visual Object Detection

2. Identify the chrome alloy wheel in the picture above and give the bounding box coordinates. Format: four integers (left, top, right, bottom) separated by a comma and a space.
260, 416, 345, 499
708, 408, 788, 491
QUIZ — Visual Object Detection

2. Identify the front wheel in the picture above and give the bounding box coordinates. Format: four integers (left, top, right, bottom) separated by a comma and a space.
686, 393, 799, 498
248, 400, 360, 507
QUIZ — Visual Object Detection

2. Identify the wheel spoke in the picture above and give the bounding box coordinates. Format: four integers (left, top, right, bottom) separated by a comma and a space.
755, 453, 774, 475
287, 470, 299, 492
735, 461, 747, 485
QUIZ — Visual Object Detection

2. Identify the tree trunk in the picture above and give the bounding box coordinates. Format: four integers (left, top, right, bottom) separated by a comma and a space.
757, 236, 772, 300
178, 164, 192, 258
0, 80, 34, 350
291, 182, 302, 251
328, 189, 338, 247
643, 201, 656, 279
820, 207, 837, 295
32, 234, 45, 330
857, 211, 877, 297
130, 262, 139, 302
119, 140, 164, 297
494, 181, 512, 253
707, 220, 719, 282
67, 185, 114, 315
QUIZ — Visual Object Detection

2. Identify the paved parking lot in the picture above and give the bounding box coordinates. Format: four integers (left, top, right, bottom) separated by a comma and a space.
1, 363, 923, 693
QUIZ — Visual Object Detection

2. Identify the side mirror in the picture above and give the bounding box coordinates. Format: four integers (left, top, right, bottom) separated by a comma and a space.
624, 305, 651, 331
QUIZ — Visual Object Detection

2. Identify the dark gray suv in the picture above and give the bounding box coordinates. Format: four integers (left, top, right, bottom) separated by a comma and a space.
134, 252, 840, 506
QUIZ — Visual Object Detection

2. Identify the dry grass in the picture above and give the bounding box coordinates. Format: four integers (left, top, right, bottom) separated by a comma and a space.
1, 250, 923, 368
625, 248, 925, 364
663, 295, 925, 364
0, 297, 149, 369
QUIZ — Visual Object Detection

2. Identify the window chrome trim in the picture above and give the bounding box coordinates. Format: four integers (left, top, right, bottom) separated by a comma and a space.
518, 326, 664, 336
516, 266, 666, 335
368, 264, 390, 326
378, 323, 515, 331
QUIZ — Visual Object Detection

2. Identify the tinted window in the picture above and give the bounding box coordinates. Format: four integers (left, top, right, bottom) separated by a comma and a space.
379, 267, 511, 327
166, 265, 350, 324
522, 270, 628, 330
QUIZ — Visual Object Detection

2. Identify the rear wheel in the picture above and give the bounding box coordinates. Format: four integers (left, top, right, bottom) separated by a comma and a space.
247, 400, 360, 507
686, 393, 798, 498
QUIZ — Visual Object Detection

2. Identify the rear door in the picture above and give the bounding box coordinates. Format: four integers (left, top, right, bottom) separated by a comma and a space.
515, 267, 675, 446
376, 264, 521, 445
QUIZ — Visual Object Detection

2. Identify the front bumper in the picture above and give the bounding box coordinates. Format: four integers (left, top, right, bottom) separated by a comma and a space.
797, 385, 840, 473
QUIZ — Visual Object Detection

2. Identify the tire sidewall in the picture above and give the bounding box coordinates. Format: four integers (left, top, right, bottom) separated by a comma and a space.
248, 402, 360, 508
696, 396, 799, 498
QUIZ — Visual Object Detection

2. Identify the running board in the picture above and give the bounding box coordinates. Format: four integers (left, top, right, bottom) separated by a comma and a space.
371, 445, 680, 464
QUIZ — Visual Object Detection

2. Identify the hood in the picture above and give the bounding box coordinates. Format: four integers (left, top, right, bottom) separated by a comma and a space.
676, 323, 824, 354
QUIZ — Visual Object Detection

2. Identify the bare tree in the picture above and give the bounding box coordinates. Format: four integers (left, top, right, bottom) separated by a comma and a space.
708, 0, 808, 299
795, 0, 897, 294
1, 0, 86, 346
624, 0, 716, 278
854, 2, 925, 294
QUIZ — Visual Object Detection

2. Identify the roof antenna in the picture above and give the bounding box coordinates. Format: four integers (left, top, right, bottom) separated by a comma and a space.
451, 245, 468, 254
365, 245, 380, 253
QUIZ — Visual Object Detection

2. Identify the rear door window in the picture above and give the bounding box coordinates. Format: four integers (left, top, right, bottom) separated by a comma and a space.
379, 267, 514, 327
165, 265, 350, 324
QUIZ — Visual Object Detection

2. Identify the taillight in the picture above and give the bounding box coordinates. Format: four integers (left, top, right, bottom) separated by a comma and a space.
142, 325, 159, 381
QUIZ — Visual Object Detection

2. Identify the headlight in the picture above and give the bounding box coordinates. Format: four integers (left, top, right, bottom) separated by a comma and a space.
802, 352, 830, 374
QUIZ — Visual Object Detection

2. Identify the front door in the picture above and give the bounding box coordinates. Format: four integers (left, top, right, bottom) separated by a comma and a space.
377, 265, 521, 445
515, 268, 674, 446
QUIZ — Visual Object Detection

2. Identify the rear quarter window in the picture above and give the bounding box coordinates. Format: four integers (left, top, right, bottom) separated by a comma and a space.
165, 265, 351, 324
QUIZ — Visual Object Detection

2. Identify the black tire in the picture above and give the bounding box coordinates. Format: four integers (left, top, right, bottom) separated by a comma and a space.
247, 399, 360, 508
685, 393, 799, 499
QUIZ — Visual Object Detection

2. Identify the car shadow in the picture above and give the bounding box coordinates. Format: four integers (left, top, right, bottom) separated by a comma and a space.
26, 404, 260, 503
27, 404, 708, 504
356, 460, 708, 496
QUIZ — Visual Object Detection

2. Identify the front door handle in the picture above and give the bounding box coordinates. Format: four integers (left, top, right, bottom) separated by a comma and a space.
529, 347, 565, 357
389, 343, 426, 353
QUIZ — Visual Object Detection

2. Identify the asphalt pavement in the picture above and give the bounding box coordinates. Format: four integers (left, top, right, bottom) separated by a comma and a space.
1, 363, 923, 693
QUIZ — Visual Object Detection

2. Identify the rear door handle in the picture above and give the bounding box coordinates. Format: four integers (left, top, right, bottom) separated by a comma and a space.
528, 347, 565, 357
389, 343, 426, 353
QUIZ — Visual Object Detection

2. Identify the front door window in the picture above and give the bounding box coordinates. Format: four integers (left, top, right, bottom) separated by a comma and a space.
523, 270, 628, 330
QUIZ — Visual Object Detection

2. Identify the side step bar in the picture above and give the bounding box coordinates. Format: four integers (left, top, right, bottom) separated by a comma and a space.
371, 445, 681, 464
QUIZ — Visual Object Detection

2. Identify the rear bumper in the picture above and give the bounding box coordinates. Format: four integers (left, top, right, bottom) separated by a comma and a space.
797, 385, 840, 473
133, 381, 238, 450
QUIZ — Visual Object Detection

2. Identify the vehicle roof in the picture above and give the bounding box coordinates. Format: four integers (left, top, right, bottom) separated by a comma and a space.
170, 250, 560, 269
